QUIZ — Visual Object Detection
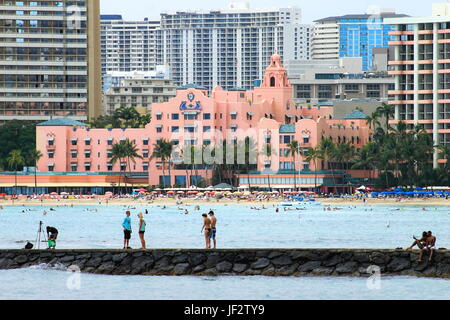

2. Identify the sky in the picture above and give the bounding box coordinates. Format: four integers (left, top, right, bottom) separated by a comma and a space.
101, 0, 431, 23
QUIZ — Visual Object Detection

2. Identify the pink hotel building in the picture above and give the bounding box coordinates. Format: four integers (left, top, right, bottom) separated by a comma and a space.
35, 53, 372, 192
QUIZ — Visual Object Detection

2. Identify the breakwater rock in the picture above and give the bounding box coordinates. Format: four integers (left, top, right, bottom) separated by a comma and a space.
0, 249, 449, 278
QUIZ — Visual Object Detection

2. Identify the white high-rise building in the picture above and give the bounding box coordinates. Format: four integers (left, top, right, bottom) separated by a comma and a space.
101, 15, 160, 75
311, 19, 340, 60
156, 3, 311, 90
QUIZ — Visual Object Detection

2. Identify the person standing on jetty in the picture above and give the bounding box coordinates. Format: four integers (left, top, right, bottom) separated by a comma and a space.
137, 212, 147, 249
208, 210, 217, 249
122, 211, 132, 249
201, 213, 212, 249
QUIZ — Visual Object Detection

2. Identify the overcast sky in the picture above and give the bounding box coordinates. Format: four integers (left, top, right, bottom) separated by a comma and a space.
101, 0, 431, 23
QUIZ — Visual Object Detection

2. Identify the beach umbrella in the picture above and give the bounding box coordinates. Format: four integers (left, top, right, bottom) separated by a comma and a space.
151, 191, 159, 194
167, 191, 175, 195
177, 191, 185, 194
187, 191, 198, 195
197, 192, 205, 196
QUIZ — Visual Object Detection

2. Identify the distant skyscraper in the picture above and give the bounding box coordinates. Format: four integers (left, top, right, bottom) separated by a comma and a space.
312, 11, 408, 71
100, 15, 160, 77
0, 0, 102, 121
156, 3, 311, 91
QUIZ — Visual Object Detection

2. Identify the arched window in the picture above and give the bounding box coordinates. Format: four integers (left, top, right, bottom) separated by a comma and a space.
270, 77, 276, 87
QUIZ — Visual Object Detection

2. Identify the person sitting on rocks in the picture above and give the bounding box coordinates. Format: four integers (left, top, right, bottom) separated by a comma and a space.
406, 231, 428, 251
417, 231, 436, 263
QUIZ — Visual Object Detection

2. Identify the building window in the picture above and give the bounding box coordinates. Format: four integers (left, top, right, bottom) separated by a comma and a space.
171, 126, 179, 133
85, 139, 91, 146
156, 127, 163, 133
142, 150, 149, 158
231, 113, 237, 120
71, 139, 78, 146
107, 163, 113, 172
85, 163, 91, 171
48, 151, 54, 159
48, 139, 54, 146
107, 150, 112, 158
71, 164, 78, 172
270, 77, 276, 87
156, 114, 162, 120
203, 113, 211, 120
107, 138, 113, 146
71, 150, 78, 158
48, 165, 54, 172
143, 139, 149, 146
84, 151, 91, 159
143, 162, 149, 171
203, 126, 211, 132
172, 113, 179, 120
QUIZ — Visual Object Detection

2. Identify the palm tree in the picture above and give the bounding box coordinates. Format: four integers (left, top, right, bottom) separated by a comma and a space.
151, 139, 173, 189
305, 146, 321, 191
7, 150, 25, 195
437, 144, 450, 171
318, 138, 337, 191
29, 150, 43, 194
110, 141, 127, 194
366, 110, 381, 130
376, 103, 395, 132
123, 139, 143, 192
287, 140, 300, 190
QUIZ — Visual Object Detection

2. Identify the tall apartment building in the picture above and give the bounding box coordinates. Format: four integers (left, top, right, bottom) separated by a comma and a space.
386, 3, 450, 168
0, 0, 102, 121
312, 11, 407, 71
156, 3, 311, 91
100, 15, 160, 76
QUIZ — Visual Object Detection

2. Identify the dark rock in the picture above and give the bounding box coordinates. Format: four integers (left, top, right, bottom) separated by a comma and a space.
422, 265, 437, 276
60, 256, 75, 263
268, 251, 283, 259
193, 265, 206, 273
0, 258, 15, 269
112, 253, 128, 263
312, 267, 334, 275
251, 258, 270, 270
189, 253, 206, 266
322, 255, 343, 267
353, 253, 370, 263
335, 261, 358, 274
77, 253, 91, 260
436, 263, 450, 276
102, 254, 112, 262
232, 263, 248, 273
97, 261, 116, 274
387, 257, 411, 272
154, 256, 171, 270
261, 266, 275, 276
86, 257, 102, 268
255, 250, 270, 258
222, 252, 236, 262
298, 261, 321, 272
131, 256, 154, 274
271, 255, 292, 267
234, 253, 254, 263
132, 252, 144, 258
414, 261, 429, 272
174, 263, 191, 275
39, 253, 52, 258
153, 251, 174, 261
202, 268, 218, 276
340, 251, 353, 260
216, 261, 233, 273
14, 255, 28, 264
205, 254, 221, 269
369, 252, 389, 264
172, 254, 189, 264
276, 264, 299, 276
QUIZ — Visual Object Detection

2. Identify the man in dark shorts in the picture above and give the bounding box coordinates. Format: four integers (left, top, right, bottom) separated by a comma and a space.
122, 211, 132, 249
418, 231, 436, 262
208, 210, 217, 249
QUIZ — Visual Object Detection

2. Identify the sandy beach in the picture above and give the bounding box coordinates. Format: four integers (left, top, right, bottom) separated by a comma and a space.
1, 197, 450, 208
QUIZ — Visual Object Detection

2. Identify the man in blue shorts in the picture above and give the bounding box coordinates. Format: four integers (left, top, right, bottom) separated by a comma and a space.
208, 210, 217, 249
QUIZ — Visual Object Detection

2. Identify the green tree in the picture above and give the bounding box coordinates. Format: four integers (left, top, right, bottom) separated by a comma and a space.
7, 150, 25, 195
110, 141, 127, 193
151, 139, 173, 189
29, 149, 43, 193
0, 120, 37, 170
286, 140, 300, 189
123, 139, 144, 192
304, 146, 321, 191
376, 103, 395, 132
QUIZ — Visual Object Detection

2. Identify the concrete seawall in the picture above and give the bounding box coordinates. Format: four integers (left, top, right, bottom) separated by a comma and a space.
0, 249, 449, 278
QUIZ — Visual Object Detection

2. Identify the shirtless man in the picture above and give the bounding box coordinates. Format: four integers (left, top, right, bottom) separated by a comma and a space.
208, 210, 217, 249
418, 231, 436, 262
201, 214, 212, 249
406, 231, 428, 251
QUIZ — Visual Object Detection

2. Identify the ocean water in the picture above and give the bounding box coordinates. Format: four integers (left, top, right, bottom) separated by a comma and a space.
0, 267, 448, 300
0, 203, 449, 300
0, 203, 449, 249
